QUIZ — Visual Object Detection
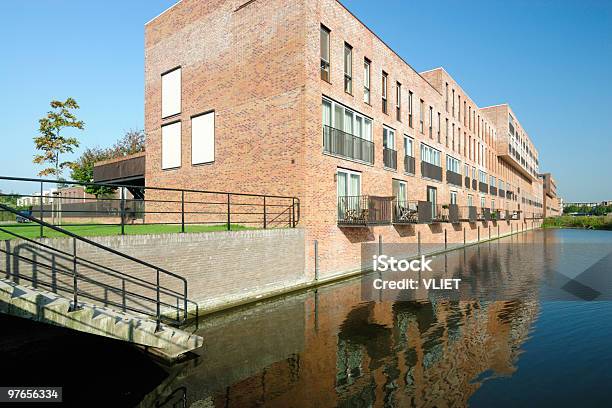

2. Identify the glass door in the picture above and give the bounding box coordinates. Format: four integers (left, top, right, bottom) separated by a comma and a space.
427, 186, 437, 218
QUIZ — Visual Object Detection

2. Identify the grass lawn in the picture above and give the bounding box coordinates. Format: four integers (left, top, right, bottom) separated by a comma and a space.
542, 215, 612, 230
0, 223, 253, 241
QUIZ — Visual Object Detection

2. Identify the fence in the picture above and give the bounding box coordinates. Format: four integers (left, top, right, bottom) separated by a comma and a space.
0, 176, 300, 237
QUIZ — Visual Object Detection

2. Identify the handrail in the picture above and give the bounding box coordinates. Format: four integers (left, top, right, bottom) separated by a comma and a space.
0, 203, 188, 328
0, 175, 298, 200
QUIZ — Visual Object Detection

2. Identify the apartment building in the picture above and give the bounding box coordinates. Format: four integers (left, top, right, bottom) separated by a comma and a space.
145, 0, 548, 276
539, 172, 561, 217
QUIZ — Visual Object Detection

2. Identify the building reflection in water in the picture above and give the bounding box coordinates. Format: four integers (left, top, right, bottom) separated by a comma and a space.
144, 235, 550, 408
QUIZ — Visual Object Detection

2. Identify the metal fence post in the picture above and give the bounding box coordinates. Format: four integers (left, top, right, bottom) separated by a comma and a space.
292, 198, 296, 227
488, 226, 491, 240
314, 240, 319, 281
120, 187, 125, 235
72, 237, 79, 311
227, 193, 231, 231
263, 196, 267, 229
156, 269, 161, 332
181, 190, 185, 233
497, 224, 500, 238
378, 234, 382, 256
463, 227, 466, 245
444, 229, 447, 250
418, 231, 421, 255
478, 226, 480, 242
39, 181, 44, 238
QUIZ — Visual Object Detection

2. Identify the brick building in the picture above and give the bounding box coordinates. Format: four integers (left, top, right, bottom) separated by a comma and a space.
144, 0, 549, 277
539, 172, 561, 217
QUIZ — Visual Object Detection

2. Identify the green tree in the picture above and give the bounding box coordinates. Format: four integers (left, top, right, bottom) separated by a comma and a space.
110, 129, 145, 157
70, 147, 116, 197
33, 98, 84, 177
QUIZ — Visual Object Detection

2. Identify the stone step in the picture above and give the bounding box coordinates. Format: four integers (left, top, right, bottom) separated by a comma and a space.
0, 278, 203, 361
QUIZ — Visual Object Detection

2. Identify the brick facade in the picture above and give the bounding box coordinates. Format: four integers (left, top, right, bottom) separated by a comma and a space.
144, 0, 548, 277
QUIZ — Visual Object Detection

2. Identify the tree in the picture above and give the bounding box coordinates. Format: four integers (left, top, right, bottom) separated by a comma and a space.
33, 98, 84, 177
70, 147, 116, 197
110, 129, 145, 157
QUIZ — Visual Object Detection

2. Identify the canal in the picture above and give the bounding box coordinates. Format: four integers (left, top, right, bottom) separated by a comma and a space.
1, 228, 612, 407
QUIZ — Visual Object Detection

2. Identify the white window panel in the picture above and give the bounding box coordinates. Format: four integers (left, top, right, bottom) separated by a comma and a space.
162, 68, 181, 118
192, 112, 215, 165
161, 121, 181, 169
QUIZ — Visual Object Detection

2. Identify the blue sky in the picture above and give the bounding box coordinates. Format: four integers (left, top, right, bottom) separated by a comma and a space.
1, 0, 610, 201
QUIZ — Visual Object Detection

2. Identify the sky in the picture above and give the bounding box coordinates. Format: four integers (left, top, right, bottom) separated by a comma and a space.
0, 0, 611, 201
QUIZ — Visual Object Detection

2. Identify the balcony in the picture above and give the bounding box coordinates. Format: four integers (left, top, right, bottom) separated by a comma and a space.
337, 195, 393, 226
421, 161, 443, 182
457, 206, 477, 222
472, 179, 477, 190
446, 170, 462, 186
392, 200, 418, 224
477, 207, 491, 221
499, 188, 505, 198
393, 200, 450, 224
465, 176, 470, 188
323, 125, 374, 165
384, 147, 397, 170
490, 186, 498, 196
404, 155, 415, 174
479, 182, 488, 194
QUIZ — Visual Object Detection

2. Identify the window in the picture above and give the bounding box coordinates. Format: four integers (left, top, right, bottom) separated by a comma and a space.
467, 194, 473, 207
446, 155, 460, 174
445, 118, 449, 147
420, 143, 441, 166
429, 106, 433, 138
463, 101, 467, 125
191, 111, 215, 164
458, 95, 461, 119
419, 99, 424, 133
452, 123, 455, 150
381, 71, 388, 114
469, 106, 472, 130
383, 126, 395, 149
427, 186, 438, 217
450, 191, 457, 205
464, 163, 469, 177
393, 179, 407, 202
445, 82, 449, 112
404, 135, 414, 157
472, 166, 476, 179
320, 25, 330, 82
490, 176, 496, 188
499, 180, 505, 191
479, 170, 487, 183
452, 89, 455, 117
396, 82, 401, 121
337, 169, 361, 218
363, 59, 370, 103
161, 67, 181, 118
480, 195, 486, 208
408, 91, 413, 127
161, 121, 181, 169
322, 97, 372, 140
491, 199, 495, 210
343, 43, 352, 94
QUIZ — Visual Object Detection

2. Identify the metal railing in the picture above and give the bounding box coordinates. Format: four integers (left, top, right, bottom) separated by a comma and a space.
322, 125, 374, 164
392, 200, 419, 224
404, 155, 415, 174
383, 147, 397, 170
0, 203, 188, 329
337, 195, 393, 226
446, 170, 462, 186
0, 176, 300, 237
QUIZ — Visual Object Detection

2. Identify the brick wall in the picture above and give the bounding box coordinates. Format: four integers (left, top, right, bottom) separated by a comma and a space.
1, 228, 306, 315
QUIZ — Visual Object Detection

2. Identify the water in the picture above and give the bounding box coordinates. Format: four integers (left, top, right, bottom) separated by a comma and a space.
1, 229, 612, 407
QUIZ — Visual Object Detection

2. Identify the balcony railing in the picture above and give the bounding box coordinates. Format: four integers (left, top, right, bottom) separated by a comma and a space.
421, 161, 443, 181
490, 186, 498, 196
499, 188, 505, 198
465, 176, 470, 188
323, 125, 374, 164
338, 195, 393, 226
384, 147, 397, 170
446, 170, 462, 186
404, 155, 415, 174
472, 179, 477, 190
479, 182, 488, 194
458, 206, 478, 222
477, 207, 491, 221
393, 200, 419, 224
